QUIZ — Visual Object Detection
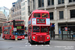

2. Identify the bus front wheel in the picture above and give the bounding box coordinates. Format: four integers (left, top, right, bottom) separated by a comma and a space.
10, 36, 11, 40
4, 36, 6, 40
45, 41, 50, 45
30, 37, 34, 44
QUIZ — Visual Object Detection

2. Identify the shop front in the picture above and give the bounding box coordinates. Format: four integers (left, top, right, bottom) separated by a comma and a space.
58, 22, 75, 40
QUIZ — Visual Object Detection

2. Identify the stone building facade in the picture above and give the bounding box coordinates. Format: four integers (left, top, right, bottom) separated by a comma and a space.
11, 0, 23, 20
0, 11, 7, 33
29, 0, 75, 40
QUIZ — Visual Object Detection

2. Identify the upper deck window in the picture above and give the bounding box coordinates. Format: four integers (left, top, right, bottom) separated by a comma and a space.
15, 21, 24, 25
42, 13, 48, 17
34, 13, 40, 17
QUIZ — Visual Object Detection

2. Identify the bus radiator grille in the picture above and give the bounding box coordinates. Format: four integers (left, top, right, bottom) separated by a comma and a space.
37, 35, 45, 41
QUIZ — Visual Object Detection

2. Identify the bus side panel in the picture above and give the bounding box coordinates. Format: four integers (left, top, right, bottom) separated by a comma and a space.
2, 26, 4, 38
10, 25, 14, 39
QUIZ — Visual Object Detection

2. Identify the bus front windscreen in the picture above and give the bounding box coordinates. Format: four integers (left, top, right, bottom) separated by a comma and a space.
33, 26, 40, 32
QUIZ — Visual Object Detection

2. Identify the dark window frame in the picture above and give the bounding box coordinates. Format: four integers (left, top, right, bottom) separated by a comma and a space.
49, 12, 54, 20
69, 0, 75, 2
70, 9, 75, 18
58, 0, 64, 4
48, 0, 54, 6
59, 11, 64, 19
38, 0, 44, 7
33, 0, 35, 9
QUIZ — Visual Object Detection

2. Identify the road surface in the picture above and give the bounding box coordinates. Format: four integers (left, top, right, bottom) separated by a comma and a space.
0, 37, 75, 50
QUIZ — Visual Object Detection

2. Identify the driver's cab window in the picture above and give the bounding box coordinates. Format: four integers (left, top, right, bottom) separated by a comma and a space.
34, 13, 40, 17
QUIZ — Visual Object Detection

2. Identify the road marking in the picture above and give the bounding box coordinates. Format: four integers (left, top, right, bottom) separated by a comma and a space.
47, 45, 50, 46
25, 45, 27, 46
25, 42, 28, 44
45, 45, 50, 46
29, 45, 31, 46
41, 45, 43, 46
35, 45, 37, 46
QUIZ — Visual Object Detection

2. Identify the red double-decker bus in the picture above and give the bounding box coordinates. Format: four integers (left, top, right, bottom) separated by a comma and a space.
2, 20, 25, 40
28, 10, 50, 44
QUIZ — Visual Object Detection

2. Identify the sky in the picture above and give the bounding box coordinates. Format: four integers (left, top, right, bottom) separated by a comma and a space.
0, 0, 17, 9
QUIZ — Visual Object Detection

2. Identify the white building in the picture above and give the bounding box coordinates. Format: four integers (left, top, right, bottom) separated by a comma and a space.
21, 0, 29, 30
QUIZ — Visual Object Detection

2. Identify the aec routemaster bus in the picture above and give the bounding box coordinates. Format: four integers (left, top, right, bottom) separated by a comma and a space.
2, 20, 25, 40
28, 10, 50, 44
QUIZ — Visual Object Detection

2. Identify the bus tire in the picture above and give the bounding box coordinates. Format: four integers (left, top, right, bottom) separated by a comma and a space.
30, 37, 34, 44
28, 40, 30, 43
4, 36, 6, 40
10, 36, 11, 40
46, 41, 50, 45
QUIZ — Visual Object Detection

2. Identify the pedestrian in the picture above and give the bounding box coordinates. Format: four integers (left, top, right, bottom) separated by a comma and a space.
53, 32, 55, 40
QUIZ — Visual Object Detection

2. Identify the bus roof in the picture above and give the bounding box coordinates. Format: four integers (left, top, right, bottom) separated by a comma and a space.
32, 10, 49, 13
28, 10, 49, 19
3, 20, 24, 23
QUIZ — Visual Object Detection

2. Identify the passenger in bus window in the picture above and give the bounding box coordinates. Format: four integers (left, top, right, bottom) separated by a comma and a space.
42, 13, 48, 17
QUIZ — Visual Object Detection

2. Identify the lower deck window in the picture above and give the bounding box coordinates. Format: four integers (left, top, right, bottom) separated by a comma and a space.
41, 27, 48, 32
33, 26, 40, 32
33, 26, 48, 32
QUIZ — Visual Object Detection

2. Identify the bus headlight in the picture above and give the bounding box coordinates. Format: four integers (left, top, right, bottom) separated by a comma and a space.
47, 37, 49, 39
33, 36, 35, 39
23, 36, 25, 37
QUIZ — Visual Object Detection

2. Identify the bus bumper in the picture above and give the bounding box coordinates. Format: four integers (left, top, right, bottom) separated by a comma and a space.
12, 35, 25, 39
32, 35, 50, 43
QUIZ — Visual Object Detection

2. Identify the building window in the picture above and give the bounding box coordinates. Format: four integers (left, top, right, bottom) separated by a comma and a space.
33, 0, 35, 9
21, 2, 25, 6
69, 0, 75, 2
22, 12, 25, 16
13, 5, 15, 7
23, 12, 25, 15
28, 6, 30, 14
49, 12, 53, 20
48, 0, 54, 6
38, 0, 44, 7
28, 0, 30, 4
22, 7, 25, 11
59, 11, 64, 19
58, 0, 64, 4
70, 10, 75, 18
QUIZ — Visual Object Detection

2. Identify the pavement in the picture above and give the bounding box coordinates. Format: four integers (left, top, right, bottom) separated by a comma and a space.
0, 36, 75, 50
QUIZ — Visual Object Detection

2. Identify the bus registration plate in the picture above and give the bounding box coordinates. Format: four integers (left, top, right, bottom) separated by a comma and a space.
39, 41, 43, 43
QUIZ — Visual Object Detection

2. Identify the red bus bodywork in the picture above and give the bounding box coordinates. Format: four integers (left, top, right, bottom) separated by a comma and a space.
2, 20, 25, 40
28, 10, 50, 44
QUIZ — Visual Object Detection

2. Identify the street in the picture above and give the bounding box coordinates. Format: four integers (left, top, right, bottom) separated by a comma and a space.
0, 37, 75, 50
